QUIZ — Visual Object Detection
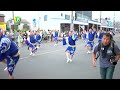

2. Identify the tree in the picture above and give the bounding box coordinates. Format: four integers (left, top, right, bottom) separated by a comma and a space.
6, 24, 10, 32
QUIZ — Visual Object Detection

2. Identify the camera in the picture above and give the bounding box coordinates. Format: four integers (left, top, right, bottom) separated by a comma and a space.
109, 56, 117, 65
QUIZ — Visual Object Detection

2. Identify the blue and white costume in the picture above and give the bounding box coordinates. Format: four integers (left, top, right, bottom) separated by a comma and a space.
63, 34, 77, 56
97, 32, 104, 43
86, 32, 95, 50
0, 33, 20, 76
36, 34, 41, 43
54, 31, 58, 42
25, 34, 38, 54
63, 31, 78, 63
36, 33, 42, 47
83, 32, 86, 42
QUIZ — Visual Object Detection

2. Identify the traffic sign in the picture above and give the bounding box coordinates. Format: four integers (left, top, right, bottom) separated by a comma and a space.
33, 19, 36, 22
14, 16, 21, 23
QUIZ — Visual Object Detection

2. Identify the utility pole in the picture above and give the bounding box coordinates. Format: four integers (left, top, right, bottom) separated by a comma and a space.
38, 17, 41, 30
38, 11, 41, 30
113, 11, 115, 30
12, 11, 14, 32
70, 11, 74, 31
100, 11, 102, 23
99, 11, 102, 30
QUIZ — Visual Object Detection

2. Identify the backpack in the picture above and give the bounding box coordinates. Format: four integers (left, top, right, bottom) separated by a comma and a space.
96, 40, 116, 60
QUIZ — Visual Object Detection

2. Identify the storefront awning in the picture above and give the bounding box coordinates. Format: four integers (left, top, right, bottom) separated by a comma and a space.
88, 20, 101, 25
101, 25, 114, 28
73, 21, 88, 25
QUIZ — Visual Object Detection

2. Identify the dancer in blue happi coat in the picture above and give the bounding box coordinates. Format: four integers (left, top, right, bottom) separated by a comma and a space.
35, 31, 42, 48
25, 31, 37, 56
63, 30, 77, 63
86, 29, 95, 54
0, 28, 20, 79
53, 30, 59, 46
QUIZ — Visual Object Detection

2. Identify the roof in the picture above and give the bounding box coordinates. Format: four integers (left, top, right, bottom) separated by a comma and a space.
0, 14, 5, 17
20, 19, 30, 24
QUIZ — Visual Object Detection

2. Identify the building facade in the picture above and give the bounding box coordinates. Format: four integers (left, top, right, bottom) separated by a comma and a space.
100, 18, 114, 30
34, 11, 114, 32
75, 11, 92, 21
37, 11, 88, 33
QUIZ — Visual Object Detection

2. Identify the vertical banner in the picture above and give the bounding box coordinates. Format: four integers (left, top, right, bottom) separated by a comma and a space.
14, 16, 21, 24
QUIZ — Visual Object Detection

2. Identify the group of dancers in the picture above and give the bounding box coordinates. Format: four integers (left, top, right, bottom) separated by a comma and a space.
0, 27, 115, 79
24, 30, 59, 56
62, 28, 110, 63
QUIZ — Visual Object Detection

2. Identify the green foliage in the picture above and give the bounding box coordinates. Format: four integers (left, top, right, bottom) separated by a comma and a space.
6, 24, 10, 32
13, 29, 17, 33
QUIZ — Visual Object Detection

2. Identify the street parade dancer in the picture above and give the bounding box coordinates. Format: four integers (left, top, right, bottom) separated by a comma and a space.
63, 30, 78, 63
24, 31, 38, 56
53, 30, 59, 46
0, 28, 20, 79
85, 29, 95, 54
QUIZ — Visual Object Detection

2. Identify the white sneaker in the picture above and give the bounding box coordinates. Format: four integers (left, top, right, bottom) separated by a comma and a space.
32, 53, 35, 56
37, 46, 40, 49
66, 59, 70, 63
30, 52, 33, 55
88, 51, 92, 53
87, 51, 91, 54
69, 59, 72, 62
4, 67, 7, 71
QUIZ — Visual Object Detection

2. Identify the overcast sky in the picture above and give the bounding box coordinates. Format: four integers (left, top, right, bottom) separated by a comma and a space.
0, 11, 120, 23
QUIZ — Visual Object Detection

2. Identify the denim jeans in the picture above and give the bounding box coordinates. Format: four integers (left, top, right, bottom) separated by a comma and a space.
100, 66, 115, 79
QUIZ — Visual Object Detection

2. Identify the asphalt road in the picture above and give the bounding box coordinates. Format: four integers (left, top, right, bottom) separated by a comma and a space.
0, 33, 120, 79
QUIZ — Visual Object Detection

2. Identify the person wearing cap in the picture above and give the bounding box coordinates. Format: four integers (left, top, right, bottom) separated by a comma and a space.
64, 30, 78, 63
0, 28, 20, 79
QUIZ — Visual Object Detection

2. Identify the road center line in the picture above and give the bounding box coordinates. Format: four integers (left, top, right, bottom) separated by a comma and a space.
20, 49, 65, 60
